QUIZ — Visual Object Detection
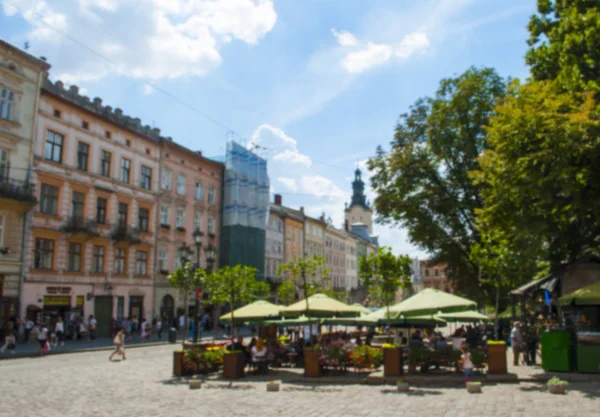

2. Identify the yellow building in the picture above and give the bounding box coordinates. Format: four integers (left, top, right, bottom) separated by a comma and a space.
304, 214, 326, 259
0, 40, 49, 339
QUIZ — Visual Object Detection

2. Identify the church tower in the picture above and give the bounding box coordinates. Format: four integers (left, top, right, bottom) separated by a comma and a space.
344, 168, 373, 234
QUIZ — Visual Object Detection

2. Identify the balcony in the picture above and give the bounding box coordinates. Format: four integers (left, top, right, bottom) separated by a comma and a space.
110, 225, 141, 245
0, 176, 37, 214
60, 216, 99, 238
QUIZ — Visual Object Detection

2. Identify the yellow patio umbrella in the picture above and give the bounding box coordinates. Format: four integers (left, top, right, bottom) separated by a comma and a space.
219, 300, 281, 322
350, 303, 372, 315
389, 288, 476, 318
280, 293, 359, 318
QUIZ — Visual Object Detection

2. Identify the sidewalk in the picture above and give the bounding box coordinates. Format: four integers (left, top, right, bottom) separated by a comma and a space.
0, 328, 252, 360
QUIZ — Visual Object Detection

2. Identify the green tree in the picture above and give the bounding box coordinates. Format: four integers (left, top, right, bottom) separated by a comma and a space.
526, 0, 600, 93
276, 279, 297, 305
474, 80, 600, 269
205, 265, 258, 338
167, 262, 207, 338
277, 255, 331, 311
251, 281, 271, 301
358, 246, 412, 325
368, 67, 507, 301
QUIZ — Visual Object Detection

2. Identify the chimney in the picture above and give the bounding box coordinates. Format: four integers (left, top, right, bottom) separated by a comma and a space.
300, 206, 304, 214
274, 194, 282, 206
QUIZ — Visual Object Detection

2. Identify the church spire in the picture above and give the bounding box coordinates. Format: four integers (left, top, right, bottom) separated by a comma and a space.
348, 168, 369, 210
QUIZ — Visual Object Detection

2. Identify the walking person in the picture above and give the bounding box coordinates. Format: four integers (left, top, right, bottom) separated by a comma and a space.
0, 324, 16, 354
24, 319, 33, 344
141, 318, 149, 342
88, 315, 97, 342
510, 321, 523, 366
460, 346, 475, 382
109, 328, 127, 361
156, 317, 163, 341
37, 322, 49, 357
54, 317, 65, 347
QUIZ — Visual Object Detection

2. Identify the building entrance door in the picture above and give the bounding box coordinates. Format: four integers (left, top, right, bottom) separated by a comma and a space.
94, 296, 113, 338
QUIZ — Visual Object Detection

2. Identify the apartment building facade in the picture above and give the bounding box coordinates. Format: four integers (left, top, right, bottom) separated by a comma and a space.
304, 214, 326, 259
420, 260, 453, 293
155, 140, 222, 322
0, 41, 49, 339
265, 202, 285, 285
325, 224, 347, 291
22, 80, 161, 337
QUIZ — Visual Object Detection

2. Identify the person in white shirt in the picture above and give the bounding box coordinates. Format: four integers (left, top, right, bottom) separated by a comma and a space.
24, 319, 34, 344
88, 315, 97, 342
510, 322, 523, 366
179, 314, 185, 335
54, 317, 65, 346
460, 346, 474, 382
37, 322, 49, 357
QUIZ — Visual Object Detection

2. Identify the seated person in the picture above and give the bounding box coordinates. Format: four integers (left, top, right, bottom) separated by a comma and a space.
251, 339, 268, 363
436, 336, 448, 350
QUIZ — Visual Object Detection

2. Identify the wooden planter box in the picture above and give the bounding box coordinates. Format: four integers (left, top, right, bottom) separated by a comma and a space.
487, 344, 507, 374
466, 382, 482, 393
189, 379, 202, 389
384, 348, 403, 377
396, 381, 409, 392
548, 384, 567, 395
173, 351, 185, 377
304, 350, 322, 378
266, 382, 280, 392
223, 351, 245, 379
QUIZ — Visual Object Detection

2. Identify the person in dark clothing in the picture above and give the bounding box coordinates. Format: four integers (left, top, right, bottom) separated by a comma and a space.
466, 325, 478, 348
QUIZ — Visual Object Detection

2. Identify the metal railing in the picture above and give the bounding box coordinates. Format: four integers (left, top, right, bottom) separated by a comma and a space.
61, 216, 99, 235
0, 176, 36, 202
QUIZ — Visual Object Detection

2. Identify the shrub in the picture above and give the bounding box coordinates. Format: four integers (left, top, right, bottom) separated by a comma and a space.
547, 377, 568, 386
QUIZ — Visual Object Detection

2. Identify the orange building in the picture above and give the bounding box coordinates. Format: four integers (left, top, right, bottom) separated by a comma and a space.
22, 80, 160, 336
420, 260, 453, 293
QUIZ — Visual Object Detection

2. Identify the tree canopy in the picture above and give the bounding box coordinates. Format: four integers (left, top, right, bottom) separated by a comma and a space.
358, 246, 412, 319
368, 67, 507, 300
526, 0, 600, 93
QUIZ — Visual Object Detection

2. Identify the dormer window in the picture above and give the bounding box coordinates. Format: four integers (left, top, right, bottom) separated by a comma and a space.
81, 120, 89, 130
0, 88, 15, 121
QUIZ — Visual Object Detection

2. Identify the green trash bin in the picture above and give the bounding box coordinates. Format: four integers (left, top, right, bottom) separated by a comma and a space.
541, 331, 572, 372
576, 333, 600, 373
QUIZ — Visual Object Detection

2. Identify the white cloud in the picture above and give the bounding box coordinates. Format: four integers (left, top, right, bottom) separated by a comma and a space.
331, 29, 357, 46
341, 42, 393, 74
299, 175, 346, 201
396, 32, 430, 58
273, 149, 312, 167
3, 0, 277, 83
277, 177, 298, 192
142, 84, 155, 95
249, 124, 312, 167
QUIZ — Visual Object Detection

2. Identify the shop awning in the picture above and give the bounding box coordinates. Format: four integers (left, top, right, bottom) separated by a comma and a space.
559, 280, 600, 306
510, 273, 559, 296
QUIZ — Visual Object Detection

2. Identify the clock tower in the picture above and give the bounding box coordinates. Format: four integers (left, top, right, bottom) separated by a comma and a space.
344, 168, 373, 234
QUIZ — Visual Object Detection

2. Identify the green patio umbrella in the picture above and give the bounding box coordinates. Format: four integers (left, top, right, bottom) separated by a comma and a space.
322, 315, 378, 326
389, 288, 477, 318
263, 315, 317, 326
437, 310, 491, 323
219, 300, 281, 322
350, 303, 372, 315
280, 293, 359, 318
559, 280, 600, 306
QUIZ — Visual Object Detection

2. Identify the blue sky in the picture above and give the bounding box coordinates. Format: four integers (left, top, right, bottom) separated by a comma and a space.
1, 0, 536, 258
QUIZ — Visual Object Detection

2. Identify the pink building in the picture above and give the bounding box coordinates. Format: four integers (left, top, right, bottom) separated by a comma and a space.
155, 140, 222, 323
22, 80, 160, 337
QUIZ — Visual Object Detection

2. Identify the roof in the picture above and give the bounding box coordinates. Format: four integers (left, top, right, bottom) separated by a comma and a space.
510, 274, 560, 296
0, 39, 51, 70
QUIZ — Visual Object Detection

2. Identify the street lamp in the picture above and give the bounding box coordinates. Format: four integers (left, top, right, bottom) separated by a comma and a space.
205, 243, 216, 271
192, 228, 203, 344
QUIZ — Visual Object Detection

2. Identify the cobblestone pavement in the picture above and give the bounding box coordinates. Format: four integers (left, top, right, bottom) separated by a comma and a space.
1, 345, 598, 417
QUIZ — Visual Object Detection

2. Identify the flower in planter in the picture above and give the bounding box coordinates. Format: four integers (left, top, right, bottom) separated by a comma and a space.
397, 377, 406, 383
547, 377, 568, 386
382, 343, 401, 349
268, 379, 275, 384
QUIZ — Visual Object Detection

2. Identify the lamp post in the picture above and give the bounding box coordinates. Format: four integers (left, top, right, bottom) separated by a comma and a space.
192, 228, 203, 344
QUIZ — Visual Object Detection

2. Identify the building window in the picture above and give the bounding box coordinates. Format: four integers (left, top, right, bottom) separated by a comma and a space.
140, 165, 152, 190
434, 268, 439, 277
176, 208, 184, 228
96, 197, 107, 224
40, 184, 58, 215
100, 150, 111, 177
424, 269, 430, 278
0, 149, 7, 180
207, 217, 215, 235
53, 109, 61, 118
77, 142, 89, 171
136, 251, 148, 275
195, 181, 203, 200
120, 158, 131, 184
194, 212, 202, 231
138, 208, 149, 232
118, 202, 128, 229
158, 249, 167, 272
0, 88, 15, 121
71, 191, 85, 219
177, 175, 185, 194
208, 185, 216, 204
67, 243, 81, 272
114, 248, 126, 275
92, 246, 105, 273
161, 170, 171, 190
160, 205, 169, 225
44, 130, 64, 163
81, 120, 89, 130
34, 238, 54, 269
105, 130, 111, 139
